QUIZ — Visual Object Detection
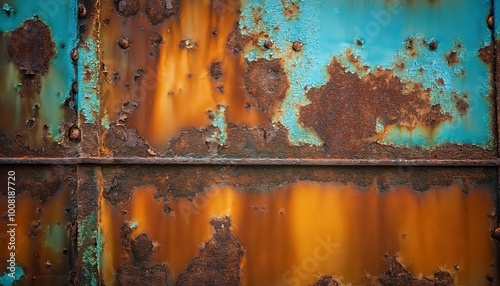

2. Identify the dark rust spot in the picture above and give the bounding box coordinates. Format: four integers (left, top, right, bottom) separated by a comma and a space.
453, 92, 469, 114
209, 62, 223, 81
26, 118, 36, 129
446, 51, 459, 65
478, 42, 494, 65
263, 40, 273, 49
175, 216, 243, 286
146, 0, 180, 25
116, 263, 169, 285
6, 19, 56, 75
245, 58, 288, 113
356, 39, 364, 46
78, 3, 87, 19
131, 233, 154, 261
226, 22, 251, 54
312, 276, 340, 286
134, 68, 146, 82
68, 126, 81, 142
118, 37, 130, 49
436, 78, 444, 86
114, 0, 139, 17
428, 39, 438, 51
151, 32, 163, 47
369, 256, 454, 286
292, 41, 303, 51
71, 48, 79, 63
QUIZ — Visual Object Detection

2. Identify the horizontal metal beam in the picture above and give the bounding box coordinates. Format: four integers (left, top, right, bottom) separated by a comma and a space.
0, 157, 499, 166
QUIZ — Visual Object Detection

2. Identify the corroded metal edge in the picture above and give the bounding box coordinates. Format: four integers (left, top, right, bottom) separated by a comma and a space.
1, 158, 500, 166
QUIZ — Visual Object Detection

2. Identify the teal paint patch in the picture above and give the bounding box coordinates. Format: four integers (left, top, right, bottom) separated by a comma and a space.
78, 37, 100, 124
241, 0, 325, 146
206, 106, 228, 146
241, 0, 493, 148
78, 211, 99, 286
0, 0, 77, 141
44, 224, 65, 252
0, 265, 24, 286
495, 0, 500, 39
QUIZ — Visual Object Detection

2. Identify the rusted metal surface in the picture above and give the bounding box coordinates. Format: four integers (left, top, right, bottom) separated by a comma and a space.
94, 0, 496, 159
0, 1, 500, 286
0, 0, 78, 157
0, 165, 77, 285
97, 165, 497, 285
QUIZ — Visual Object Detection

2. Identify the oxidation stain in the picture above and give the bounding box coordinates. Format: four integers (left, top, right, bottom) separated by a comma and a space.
175, 216, 243, 286
116, 225, 168, 284
115, 263, 169, 285
446, 50, 459, 66
146, 0, 180, 25
245, 58, 288, 113
209, 62, 223, 81
100, 166, 495, 206
367, 256, 454, 286
131, 233, 154, 261
282, 0, 300, 20
6, 19, 55, 75
300, 58, 454, 156
226, 22, 251, 54
311, 276, 340, 286
114, 0, 139, 17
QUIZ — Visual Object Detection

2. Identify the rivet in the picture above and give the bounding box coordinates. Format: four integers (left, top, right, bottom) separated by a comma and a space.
292, 41, 303, 52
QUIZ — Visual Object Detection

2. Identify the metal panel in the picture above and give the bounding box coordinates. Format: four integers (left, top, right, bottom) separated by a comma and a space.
97, 0, 496, 159
0, 1, 499, 286
96, 166, 497, 285
0, 165, 77, 285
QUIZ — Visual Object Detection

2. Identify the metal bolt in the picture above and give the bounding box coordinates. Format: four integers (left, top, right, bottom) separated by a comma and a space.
118, 37, 129, 49
71, 48, 78, 62
487, 15, 493, 30
492, 227, 500, 241
292, 41, 303, 52
264, 40, 273, 49
78, 4, 87, 19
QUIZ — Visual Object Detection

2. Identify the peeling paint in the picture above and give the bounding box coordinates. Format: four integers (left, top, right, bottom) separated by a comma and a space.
0, 265, 24, 286
78, 37, 100, 124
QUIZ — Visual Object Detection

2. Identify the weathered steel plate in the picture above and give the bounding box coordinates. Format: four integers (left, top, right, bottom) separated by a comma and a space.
97, 0, 496, 159
95, 165, 497, 285
0, 0, 79, 157
0, 165, 77, 285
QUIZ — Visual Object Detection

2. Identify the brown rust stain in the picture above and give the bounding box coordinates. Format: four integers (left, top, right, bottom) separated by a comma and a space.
312, 276, 341, 286
6, 19, 55, 75
114, 0, 140, 17
367, 256, 454, 286
245, 58, 288, 113
99, 166, 496, 286
300, 58, 452, 155
146, 0, 180, 25
282, 0, 300, 20
116, 263, 169, 285
446, 50, 459, 65
176, 216, 243, 286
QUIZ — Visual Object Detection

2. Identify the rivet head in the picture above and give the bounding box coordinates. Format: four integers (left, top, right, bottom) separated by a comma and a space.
292, 41, 303, 52
264, 40, 273, 49
118, 37, 130, 49
487, 15, 494, 29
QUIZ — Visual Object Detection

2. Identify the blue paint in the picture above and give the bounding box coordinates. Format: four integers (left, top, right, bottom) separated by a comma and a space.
0, 265, 24, 286
241, 0, 493, 148
0, 0, 77, 140
206, 106, 228, 146
78, 37, 100, 124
